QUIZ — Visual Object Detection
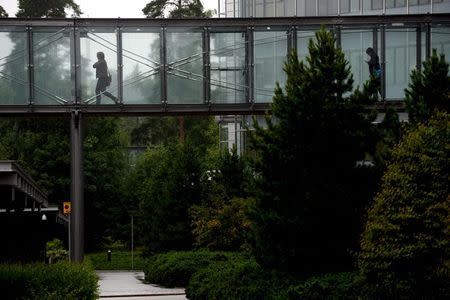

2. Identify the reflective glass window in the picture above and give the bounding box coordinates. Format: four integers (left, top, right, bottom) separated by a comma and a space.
210, 32, 246, 103
33, 27, 72, 105
122, 28, 160, 104
254, 30, 288, 103
385, 28, 417, 99
341, 29, 373, 91
266, 0, 275, 16
409, 0, 431, 13
80, 28, 118, 105
166, 29, 203, 104
297, 31, 316, 62
432, 26, 450, 63
0, 27, 28, 105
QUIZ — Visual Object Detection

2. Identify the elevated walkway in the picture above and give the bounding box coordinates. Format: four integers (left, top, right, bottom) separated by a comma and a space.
0, 14, 448, 115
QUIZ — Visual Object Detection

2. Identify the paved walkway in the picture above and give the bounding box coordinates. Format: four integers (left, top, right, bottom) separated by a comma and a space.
97, 271, 187, 299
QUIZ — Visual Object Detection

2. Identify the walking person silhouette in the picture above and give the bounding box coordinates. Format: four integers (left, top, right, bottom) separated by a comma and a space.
365, 47, 382, 97
93, 51, 118, 104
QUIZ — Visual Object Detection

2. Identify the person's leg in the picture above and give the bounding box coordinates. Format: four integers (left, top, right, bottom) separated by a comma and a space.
103, 91, 118, 104
95, 80, 102, 105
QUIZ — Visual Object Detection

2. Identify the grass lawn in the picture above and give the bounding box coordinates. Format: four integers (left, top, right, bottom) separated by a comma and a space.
85, 249, 144, 270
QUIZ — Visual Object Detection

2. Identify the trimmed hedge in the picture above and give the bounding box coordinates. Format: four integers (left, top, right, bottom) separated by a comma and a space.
0, 262, 98, 299
185, 256, 290, 300
287, 272, 367, 300
144, 250, 248, 287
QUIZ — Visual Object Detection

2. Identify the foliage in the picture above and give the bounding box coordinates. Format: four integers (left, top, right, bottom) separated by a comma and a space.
248, 28, 377, 273
16, 0, 82, 17
135, 142, 203, 255
185, 255, 291, 300
190, 197, 254, 251
287, 272, 367, 300
405, 49, 450, 125
358, 113, 449, 298
85, 249, 144, 270
46, 239, 68, 264
0, 5, 8, 17
142, 0, 212, 18
0, 262, 98, 299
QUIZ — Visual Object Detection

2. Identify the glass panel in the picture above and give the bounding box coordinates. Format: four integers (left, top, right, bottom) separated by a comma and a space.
305, 0, 317, 15
432, 26, 450, 62
297, 31, 316, 62
385, 0, 407, 13
210, 32, 246, 103
318, 0, 338, 15
80, 28, 118, 105
286, 0, 296, 16
363, 0, 383, 14
266, 0, 275, 16
122, 28, 160, 104
433, 0, 450, 14
0, 27, 28, 105
296, 0, 307, 16
385, 28, 417, 99
33, 27, 72, 105
276, 0, 285, 16
254, 30, 287, 103
341, 29, 373, 91
409, 0, 431, 13
256, 0, 264, 16
166, 30, 203, 104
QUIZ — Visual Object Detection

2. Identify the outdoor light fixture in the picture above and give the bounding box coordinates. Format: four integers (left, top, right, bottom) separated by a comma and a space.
41, 214, 47, 221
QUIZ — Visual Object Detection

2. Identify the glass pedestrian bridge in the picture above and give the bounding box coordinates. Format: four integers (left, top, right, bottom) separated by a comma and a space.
0, 14, 449, 115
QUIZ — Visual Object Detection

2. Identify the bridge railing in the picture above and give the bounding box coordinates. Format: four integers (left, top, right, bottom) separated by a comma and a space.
0, 15, 449, 114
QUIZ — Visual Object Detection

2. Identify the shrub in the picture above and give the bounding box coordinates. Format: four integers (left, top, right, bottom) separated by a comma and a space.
46, 238, 68, 264
185, 256, 290, 300
358, 113, 449, 298
287, 272, 367, 300
144, 250, 247, 287
0, 262, 98, 299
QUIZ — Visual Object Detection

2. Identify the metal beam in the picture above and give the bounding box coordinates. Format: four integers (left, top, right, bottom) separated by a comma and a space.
70, 110, 84, 262
117, 26, 124, 104
26, 26, 34, 105
160, 27, 167, 104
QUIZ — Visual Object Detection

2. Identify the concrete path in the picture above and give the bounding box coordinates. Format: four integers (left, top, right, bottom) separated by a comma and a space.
97, 271, 187, 299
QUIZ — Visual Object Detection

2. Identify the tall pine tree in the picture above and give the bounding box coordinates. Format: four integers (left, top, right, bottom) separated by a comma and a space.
405, 49, 450, 125
249, 28, 377, 273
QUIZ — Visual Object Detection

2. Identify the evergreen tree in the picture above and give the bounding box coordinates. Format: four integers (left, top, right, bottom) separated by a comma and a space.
142, 0, 212, 18
16, 0, 82, 18
248, 28, 377, 273
405, 49, 450, 125
0, 5, 8, 17
358, 113, 449, 298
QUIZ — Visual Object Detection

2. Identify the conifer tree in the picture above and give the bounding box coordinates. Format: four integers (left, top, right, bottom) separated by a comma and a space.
358, 113, 449, 298
248, 28, 377, 273
405, 49, 450, 125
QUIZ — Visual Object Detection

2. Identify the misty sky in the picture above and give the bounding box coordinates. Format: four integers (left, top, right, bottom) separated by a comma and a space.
0, 0, 219, 18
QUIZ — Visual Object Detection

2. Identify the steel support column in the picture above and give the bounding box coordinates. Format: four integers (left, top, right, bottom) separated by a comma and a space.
70, 110, 84, 262
380, 25, 386, 101
246, 27, 254, 103
117, 26, 123, 104
160, 27, 167, 104
203, 27, 211, 104
26, 26, 34, 105
72, 22, 81, 104
416, 26, 422, 70
425, 23, 431, 59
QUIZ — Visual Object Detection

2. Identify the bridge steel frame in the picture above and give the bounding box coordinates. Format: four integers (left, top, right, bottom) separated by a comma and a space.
1, 14, 449, 262
0, 14, 448, 116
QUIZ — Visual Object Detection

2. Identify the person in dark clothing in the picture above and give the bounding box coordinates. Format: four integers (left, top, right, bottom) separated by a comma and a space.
93, 51, 118, 104
366, 47, 382, 96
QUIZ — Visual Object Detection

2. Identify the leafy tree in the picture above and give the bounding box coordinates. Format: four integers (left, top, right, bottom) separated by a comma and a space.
135, 142, 203, 255
358, 113, 449, 298
0, 5, 8, 17
16, 0, 82, 18
142, 0, 212, 18
248, 28, 377, 273
405, 49, 450, 125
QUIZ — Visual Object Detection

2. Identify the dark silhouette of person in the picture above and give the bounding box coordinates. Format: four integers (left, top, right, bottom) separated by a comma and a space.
366, 47, 382, 96
93, 51, 118, 104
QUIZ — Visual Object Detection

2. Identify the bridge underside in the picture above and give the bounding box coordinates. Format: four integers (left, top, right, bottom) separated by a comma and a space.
0, 14, 448, 115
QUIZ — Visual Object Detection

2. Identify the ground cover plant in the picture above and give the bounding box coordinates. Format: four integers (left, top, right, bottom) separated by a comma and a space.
85, 249, 144, 270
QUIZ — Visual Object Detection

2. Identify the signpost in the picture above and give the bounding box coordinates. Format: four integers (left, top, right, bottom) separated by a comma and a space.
63, 201, 72, 261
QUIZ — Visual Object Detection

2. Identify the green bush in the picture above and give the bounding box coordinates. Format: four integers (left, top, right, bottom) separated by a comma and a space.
144, 250, 248, 287
359, 113, 449, 298
287, 272, 367, 300
185, 256, 290, 300
0, 262, 98, 299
